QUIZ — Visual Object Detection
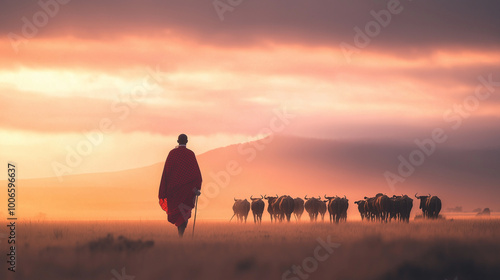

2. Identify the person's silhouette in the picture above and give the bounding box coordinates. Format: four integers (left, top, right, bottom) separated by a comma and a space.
158, 134, 202, 237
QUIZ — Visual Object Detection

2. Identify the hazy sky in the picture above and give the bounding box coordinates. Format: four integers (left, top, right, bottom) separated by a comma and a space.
1, 0, 499, 179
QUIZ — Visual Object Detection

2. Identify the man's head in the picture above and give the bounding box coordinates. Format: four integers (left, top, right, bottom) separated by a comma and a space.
177, 134, 188, 145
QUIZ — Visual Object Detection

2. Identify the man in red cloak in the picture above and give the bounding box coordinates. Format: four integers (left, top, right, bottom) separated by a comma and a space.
158, 134, 202, 237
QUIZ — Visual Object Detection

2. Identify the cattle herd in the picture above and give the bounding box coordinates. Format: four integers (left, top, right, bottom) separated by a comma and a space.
231, 193, 442, 224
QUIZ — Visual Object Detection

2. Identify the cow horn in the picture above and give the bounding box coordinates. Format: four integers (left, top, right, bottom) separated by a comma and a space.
317, 196, 321, 200
415, 193, 418, 198
344, 195, 346, 199
305, 195, 308, 200
276, 194, 279, 198
264, 195, 268, 199
234, 198, 237, 201
250, 195, 253, 200
261, 195, 264, 199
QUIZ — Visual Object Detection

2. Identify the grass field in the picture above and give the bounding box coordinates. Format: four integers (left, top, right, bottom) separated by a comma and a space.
3, 218, 500, 280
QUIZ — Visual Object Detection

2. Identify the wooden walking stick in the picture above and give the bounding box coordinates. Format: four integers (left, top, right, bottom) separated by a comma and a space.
192, 195, 199, 238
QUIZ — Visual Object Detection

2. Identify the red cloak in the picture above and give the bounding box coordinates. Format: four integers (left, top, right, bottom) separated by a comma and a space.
158, 146, 202, 226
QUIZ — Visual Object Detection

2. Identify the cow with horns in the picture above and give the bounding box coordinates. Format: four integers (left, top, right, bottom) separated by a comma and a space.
304, 195, 321, 222
264, 195, 279, 222
325, 195, 349, 223
415, 193, 441, 219
277, 195, 295, 222
250, 195, 265, 224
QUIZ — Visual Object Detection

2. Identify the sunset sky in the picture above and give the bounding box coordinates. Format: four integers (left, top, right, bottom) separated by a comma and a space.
1, 0, 500, 180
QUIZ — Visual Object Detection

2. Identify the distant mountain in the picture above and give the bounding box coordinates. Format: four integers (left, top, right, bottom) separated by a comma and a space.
6, 135, 500, 220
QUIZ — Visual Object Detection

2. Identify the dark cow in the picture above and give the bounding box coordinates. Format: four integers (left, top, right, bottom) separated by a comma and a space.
231, 198, 250, 223
415, 193, 441, 219
426, 196, 442, 219
391, 195, 413, 222
364, 193, 387, 222
325, 195, 348, 223
326, 196, 341, 223
389, 196, 401, 222
250, 195, 265, 224
375, 194, 391, 222
363, 196, 378, 221
304, 195, 321, 222
340, 196, 349, 222
354, 200, 367, 221
264, 195, 279, 222
278, 195, 295, 222
477, 208, 491, 216
401, 195, 413, 222
293, 197, 305, 221
273, 195, 284, 222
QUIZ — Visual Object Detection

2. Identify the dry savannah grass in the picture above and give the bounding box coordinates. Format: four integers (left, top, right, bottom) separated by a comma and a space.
4, 218, 500, 280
